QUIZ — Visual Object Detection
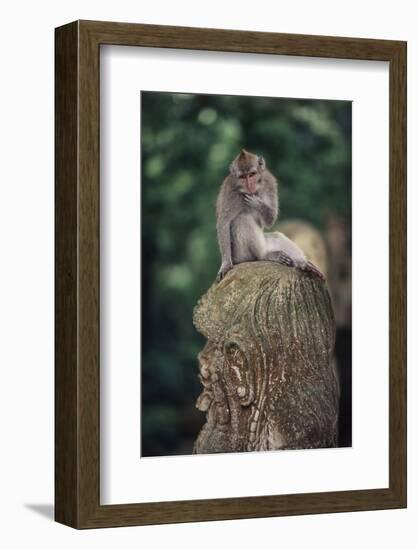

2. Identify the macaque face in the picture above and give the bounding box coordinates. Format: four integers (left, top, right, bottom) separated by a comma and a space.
230, 150, 265, 195
237, 165, 259, 194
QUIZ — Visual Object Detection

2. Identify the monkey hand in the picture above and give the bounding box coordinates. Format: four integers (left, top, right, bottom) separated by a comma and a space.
216, 261, 233, 282
242, 193, 263, 209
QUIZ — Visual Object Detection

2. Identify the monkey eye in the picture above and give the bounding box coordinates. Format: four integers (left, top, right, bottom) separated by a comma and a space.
249, 171, 256, 177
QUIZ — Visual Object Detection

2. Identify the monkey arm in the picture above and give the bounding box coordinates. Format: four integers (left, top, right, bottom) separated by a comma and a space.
243, 193, 277, 228
216, 220, 234, 281
217, 220, 232, 263
216, 182, 241, 281
259, 200, 277, 227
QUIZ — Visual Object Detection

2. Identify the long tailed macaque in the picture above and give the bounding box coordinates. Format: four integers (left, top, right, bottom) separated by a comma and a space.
216, 149, 323, 281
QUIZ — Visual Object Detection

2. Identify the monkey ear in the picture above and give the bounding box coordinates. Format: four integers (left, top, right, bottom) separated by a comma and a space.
258, 156, 266, 170
229, 162, 237, 176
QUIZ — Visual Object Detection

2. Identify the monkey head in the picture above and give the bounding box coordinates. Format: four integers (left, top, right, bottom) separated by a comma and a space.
229, 149, 265, 195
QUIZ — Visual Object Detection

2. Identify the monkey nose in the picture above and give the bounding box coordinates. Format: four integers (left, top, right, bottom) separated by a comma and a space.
246, 177, 255, 193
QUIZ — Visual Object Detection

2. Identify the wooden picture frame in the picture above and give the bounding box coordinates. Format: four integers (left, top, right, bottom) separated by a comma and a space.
55, 20, 407, 529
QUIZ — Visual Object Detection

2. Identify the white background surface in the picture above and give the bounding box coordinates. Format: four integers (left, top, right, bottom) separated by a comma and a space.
0, 0, 415, 548
100, 46, 389, 504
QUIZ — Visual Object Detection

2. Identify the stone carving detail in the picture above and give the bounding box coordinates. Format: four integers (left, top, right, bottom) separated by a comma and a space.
193, 261, 339, 454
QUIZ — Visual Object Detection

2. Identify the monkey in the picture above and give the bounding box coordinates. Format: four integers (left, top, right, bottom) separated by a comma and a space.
216, 149, 323, 282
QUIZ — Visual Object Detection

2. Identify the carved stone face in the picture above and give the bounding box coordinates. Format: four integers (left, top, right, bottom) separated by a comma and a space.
193, 262, 339, 455
194, 340, 257, 454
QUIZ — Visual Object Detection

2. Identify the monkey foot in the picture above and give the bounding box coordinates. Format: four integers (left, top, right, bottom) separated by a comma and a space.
301, 261, 325, 280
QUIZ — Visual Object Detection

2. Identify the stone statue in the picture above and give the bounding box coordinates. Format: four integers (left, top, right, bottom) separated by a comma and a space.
193, 262, 339, 454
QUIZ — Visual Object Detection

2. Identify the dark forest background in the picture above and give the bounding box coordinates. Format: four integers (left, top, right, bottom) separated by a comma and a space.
141, 92, 352, 457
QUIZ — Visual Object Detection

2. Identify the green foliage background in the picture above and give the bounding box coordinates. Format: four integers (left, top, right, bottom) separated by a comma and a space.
141, 91, 351, 456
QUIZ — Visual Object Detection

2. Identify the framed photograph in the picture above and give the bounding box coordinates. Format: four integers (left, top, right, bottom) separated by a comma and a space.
55, 20, 406, 528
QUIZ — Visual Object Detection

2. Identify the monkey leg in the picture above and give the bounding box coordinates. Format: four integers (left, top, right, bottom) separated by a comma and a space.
264, 232, 324, 279
231, 214, 266, 264
265, 231, 306, 263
